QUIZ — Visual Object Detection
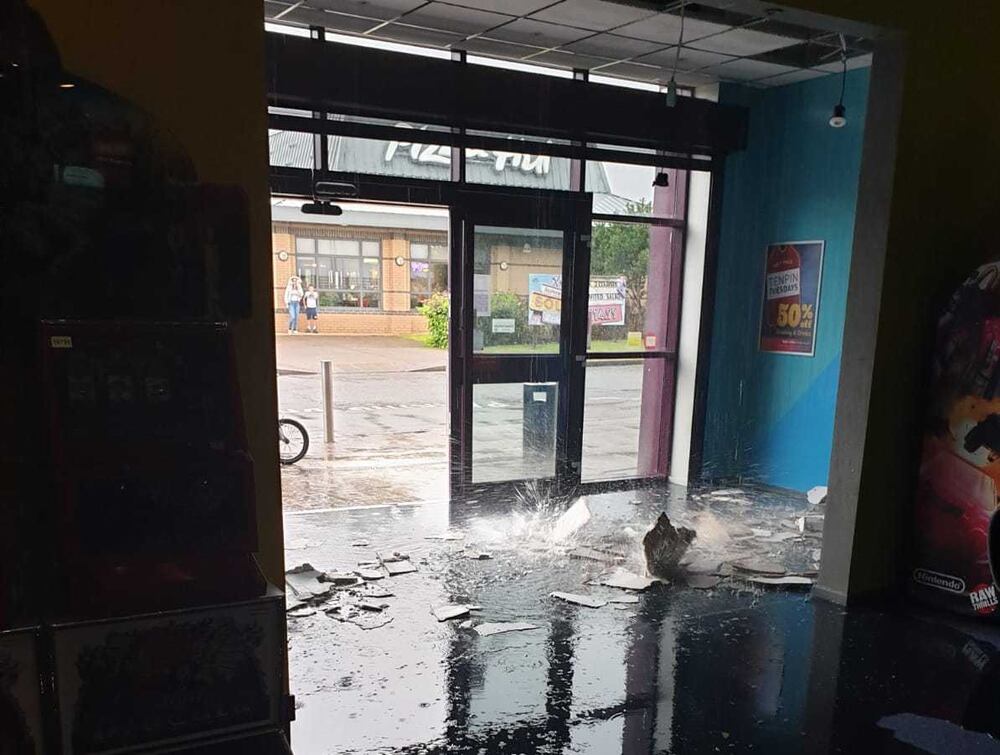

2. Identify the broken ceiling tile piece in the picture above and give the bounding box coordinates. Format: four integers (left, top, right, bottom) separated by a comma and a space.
432, 605, 471, 622
285, 564, 331, 598
425, 532, 465, 541
357, 568, 387, 581
551, 497, 592, 542
796, 515, 825, 534
474, 622, 540, 637
569, 546, 624, 564
682, 556, 723, 575
351, 540, 370, 547
751, 528, 773, 537
459, 620, 474, 629
551, 592, 607, 608
466, 552, 493, 560
384, 559, 418, 576
325, 572, 363, 586
357, 600, 390, 612
359, 585, 395, 599
596, 568, 656, 591
608, 595, 640, 604
746, 575, 814, 588
763, 532, 799, 543
731, 558, 787, 576
807, 486, 828, 505
717, 562, 735, 577
286, 607, 317, 618
686, 574, 722, 590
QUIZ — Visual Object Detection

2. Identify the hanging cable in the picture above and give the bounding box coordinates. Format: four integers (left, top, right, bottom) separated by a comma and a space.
665, 0, 685, 107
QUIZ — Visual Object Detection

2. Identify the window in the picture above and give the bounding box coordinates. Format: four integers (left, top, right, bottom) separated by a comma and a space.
410, 242, 448, 309
295, 235, 381, 308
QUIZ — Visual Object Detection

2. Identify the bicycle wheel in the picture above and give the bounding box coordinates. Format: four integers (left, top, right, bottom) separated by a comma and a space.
278, 419, 309, 465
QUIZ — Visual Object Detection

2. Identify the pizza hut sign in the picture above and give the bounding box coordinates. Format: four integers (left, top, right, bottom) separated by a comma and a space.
385, 124, 552, 175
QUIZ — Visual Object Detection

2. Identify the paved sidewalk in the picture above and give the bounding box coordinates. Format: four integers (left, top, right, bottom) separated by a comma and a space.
275, 334, 446, 375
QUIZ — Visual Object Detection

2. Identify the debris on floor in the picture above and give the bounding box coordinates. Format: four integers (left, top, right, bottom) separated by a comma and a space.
643, 513, 697, 579
685, 574, 722, 590
474, 622, 540, 637
465, 551, 492, 560
745, 575, 815, 588
350, 540, 370, 547
731, 558, 787, 576
608, 595, 640, 605
570, 545, 625, 564
796, 515, 825, 534
551, 497, 592, 542
432, 605, 472, 622
551, 591, 608, 608
593, 568, 657, 591
807, 486, 828, 506
425, 532, 465, 541
286, 564, 331, 598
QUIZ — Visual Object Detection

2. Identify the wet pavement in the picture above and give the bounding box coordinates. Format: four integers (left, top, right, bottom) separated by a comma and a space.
280, 485, 1000, 754
278, 362, 651, 509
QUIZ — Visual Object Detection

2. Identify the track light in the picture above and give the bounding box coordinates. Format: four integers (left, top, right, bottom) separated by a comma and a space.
829, 103, 847, 129
665, 77, 678, 108
652, 172, 670, 188
829, 34, 848, 129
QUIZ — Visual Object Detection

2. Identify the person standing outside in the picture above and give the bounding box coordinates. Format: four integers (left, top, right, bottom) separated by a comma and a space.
303, 284, 320, 333
284, 276, 304, 334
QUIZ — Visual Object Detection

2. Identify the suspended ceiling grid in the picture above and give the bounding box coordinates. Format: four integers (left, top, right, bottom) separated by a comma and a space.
263, 0, 876, 88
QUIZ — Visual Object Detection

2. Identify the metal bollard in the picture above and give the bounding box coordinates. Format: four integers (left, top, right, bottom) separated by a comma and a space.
321, 360, 334, 443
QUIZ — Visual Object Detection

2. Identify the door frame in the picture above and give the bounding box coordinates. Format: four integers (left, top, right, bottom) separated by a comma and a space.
448, 186, 593, 499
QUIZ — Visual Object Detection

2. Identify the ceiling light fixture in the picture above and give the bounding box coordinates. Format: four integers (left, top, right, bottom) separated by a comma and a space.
665, 0, 686, 108
652, 171, 670, 188
829, 35, 848, 128
522, 243, 532, 254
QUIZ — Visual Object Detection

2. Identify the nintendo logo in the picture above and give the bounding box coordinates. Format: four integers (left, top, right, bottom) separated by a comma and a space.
912, 568, 966, 594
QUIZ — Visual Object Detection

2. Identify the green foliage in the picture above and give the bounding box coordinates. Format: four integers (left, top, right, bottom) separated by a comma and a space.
482, 291, 528, 346
419, 291, 450, 348
591, 200, 651, 334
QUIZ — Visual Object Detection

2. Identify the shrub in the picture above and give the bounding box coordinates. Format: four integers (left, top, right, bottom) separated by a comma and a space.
419, 291, 450, 348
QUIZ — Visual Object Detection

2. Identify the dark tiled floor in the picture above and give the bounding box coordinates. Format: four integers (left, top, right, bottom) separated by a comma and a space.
283, 486, 1000, 754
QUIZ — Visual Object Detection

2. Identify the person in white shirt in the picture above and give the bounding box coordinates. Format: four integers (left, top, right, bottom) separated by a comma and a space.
284, 276, 304, 334
303, 285, 320, 333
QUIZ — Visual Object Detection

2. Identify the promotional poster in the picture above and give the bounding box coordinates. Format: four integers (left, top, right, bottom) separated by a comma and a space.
758, 241, 824, 356
526, 274, 628, 327
912, 260, 1000, 618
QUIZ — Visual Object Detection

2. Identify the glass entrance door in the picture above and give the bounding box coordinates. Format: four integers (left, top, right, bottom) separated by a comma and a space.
450, 189, 592, 494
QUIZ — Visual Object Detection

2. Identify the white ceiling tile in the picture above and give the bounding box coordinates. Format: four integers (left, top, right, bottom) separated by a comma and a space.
756, 68, 831, 87
636, 46, 735, 70
399, 3, 513, 35
283, 7, 383, 32
814, 53, 873, 72
370, 22, 465, 46
441, 0, 556, 13
454, 36, 545, 58
613, 14, 730, 45
309, 0, 426, 21
561, 33, 665, 59
688, 27, 799, 56
524, 49, 615, 70
672, 71, 719, 87
488, 17, 593, 46
265, 1, 293, 19
589, 60, 667, 83
529, 0, 655, 32
703, 58, 798, 81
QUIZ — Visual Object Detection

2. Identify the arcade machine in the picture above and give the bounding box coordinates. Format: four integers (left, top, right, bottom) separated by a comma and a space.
912, 260, 1000, 619
0, 1, 291, 751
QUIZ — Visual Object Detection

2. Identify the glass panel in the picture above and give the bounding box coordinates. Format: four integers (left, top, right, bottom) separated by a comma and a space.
333, 239, 360, 256
362, 240, 380, 257
589, 161, 683, 219
588, 221, 677, 352
328, 134, 452, 179
362, 258, 380, 290
269, 129, 313, 169
464, 147, 571, 190
581, 359, 668, 481
333, 257, 360, 289
296, 256, 317, 288
316, 257, 333, 289
473, 226, 563, 355
295, 237, 315, 254
411, 243, 429, 260
472, 382, 558, 484
429, 244, 448, 261
317, 238, 333, 255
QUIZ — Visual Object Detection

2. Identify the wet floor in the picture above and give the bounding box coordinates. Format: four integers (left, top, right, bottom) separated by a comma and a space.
283, 486, 1000, 754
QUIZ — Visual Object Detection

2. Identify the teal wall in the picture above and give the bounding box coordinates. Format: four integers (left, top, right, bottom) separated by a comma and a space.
702, 68, 869, 493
